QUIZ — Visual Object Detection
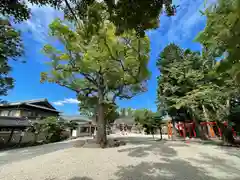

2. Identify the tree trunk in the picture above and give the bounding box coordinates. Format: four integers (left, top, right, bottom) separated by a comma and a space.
159, 127, 162, 140
202, 105, 216, 138
7, 128, 14, 144
171, 119, 176, 140
221, 99, 235, 145
96, 89, 107, 147
34, 133, 38, 143
222, 126, 235, 145
192, 115, 208, 140
18, 131, 24, 145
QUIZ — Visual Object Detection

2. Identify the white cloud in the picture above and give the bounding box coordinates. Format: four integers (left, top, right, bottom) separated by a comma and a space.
165, 0, 206, 43
53, 98, 79, 106
15, 4, 63, 44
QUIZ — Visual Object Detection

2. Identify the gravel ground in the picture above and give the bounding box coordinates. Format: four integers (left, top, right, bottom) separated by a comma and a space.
0, 135, 240, 180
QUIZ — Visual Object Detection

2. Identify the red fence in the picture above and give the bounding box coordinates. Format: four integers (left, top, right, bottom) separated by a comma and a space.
175, 121, 237, 138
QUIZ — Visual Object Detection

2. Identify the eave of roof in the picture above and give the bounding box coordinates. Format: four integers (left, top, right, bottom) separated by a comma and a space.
25, 103, 60, 113
0, 99, 47, 106
114, 116, 135, 124
60, 115, 91, 121
0, 99, 60, 113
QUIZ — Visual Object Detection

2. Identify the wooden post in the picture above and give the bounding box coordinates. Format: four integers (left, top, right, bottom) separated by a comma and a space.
183, 122, 186, 139
18, 130, 24, 145
7, 128, 14, 144
89, 124, 92, 136
189, 123, 192, 138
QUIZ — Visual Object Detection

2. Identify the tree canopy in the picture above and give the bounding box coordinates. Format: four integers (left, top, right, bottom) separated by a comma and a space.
195, 0, 240, 82
1, 0, 175, 35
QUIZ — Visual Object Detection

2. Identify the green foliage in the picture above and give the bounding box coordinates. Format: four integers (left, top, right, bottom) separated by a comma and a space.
102, 0, 176, 36
195, 0, 240, 83
118, 107, 135, 117
0, 0, 175, 34
156, 43, 240, 125
28, 117, 72, 143
27, 121, 45, 142
43, 117, 67, 142
134, 109, 162, 135
41, 6, 150, 145
41, 8, 150, 106
0, 0, 30, 22
104, 103, 119, 124
0, 18, 24, 100
79, 97, 119, 124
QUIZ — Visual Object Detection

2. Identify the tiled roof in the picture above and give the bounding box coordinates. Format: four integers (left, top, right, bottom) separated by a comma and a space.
0, 99, 60, 113
0, 99, 47, 106
25, 103, 59, 113
114, 116, 135, 125
60, 115, 92, 122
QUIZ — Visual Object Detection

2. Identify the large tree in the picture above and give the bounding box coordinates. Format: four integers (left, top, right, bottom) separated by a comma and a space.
156, 44, 222, 139
40, 5, 150, 147
1, 0, 175, 35
156, 43, 240, 143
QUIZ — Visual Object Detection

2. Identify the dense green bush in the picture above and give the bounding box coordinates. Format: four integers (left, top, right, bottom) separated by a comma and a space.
29, 117, 76, 143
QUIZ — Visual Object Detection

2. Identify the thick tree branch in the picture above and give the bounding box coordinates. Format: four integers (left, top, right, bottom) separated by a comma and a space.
112, 84, 125, 102
103, 35, 127, 72
63, 0, 82, 28
81, 72, 98, 86
56, 80, 97, 94
103, 35, 141, 88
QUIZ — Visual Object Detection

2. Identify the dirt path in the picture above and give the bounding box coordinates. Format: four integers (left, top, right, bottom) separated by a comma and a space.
0, 136, 239, 180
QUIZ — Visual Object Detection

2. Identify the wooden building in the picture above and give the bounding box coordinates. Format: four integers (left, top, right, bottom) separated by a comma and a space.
0, 99, 60, 129
0, 99, 60, 145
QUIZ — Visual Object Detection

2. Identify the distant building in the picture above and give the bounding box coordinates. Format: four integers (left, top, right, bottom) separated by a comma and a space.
59, 115, 95, 137
0, 99, 60, 129
113, 116, 135, 132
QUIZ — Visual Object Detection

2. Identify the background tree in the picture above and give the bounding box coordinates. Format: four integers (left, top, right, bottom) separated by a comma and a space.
118, 107, 135, 117
43, 116, 68, 142
0, 19, 24, 101
156, 43, 240, 143
156, 44, 220, 139
40, 5, 150, 147
195, 0, 240, 82
134, 109, 162, 139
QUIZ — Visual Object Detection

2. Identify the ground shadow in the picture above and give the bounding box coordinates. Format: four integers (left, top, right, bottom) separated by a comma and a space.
189, 152, 240, 175
117, 137, 189, 158
111, 158, 225, 180
69, 177, 93, 180
45, 176, 93, 180
215, 145, 240, 159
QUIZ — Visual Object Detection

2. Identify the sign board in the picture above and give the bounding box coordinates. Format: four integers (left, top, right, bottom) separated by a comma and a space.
72, 130, 77, 137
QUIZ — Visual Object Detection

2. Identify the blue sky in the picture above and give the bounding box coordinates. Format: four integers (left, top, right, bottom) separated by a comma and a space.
3, 0, 209, 115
